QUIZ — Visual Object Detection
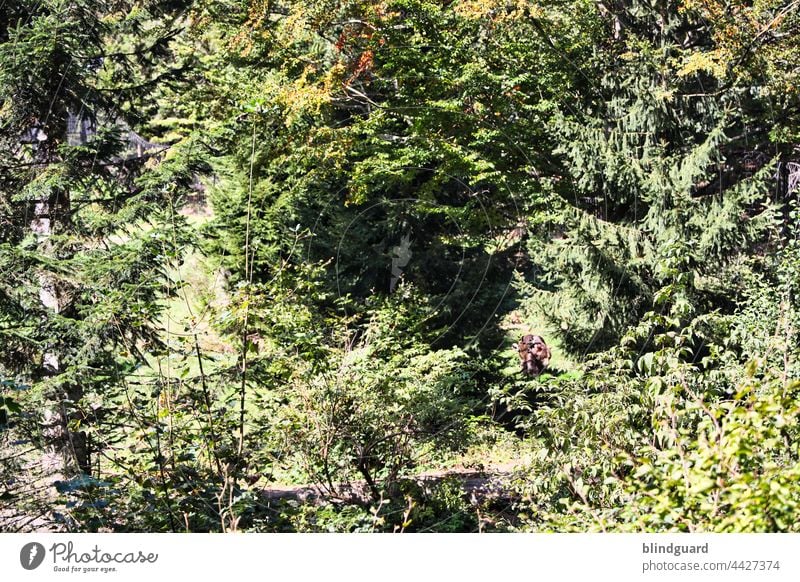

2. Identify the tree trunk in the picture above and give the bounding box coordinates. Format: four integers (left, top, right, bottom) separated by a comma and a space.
32, 196, 90, 475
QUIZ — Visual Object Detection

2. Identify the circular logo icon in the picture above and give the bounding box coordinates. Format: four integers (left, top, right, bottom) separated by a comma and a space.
20, 542, 46, 570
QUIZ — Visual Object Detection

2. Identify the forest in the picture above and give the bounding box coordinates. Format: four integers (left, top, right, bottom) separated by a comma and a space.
1, 0, 799, 533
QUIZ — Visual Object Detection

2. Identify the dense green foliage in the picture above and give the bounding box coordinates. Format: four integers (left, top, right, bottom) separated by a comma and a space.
1, 0, 799, 532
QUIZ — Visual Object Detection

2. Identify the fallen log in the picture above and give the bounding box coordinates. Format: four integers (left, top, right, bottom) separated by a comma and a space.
258, 469, 519, 506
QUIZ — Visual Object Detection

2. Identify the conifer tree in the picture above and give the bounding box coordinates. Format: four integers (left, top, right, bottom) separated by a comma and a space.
0, 0, 198, 479
523, 0, 787, 353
